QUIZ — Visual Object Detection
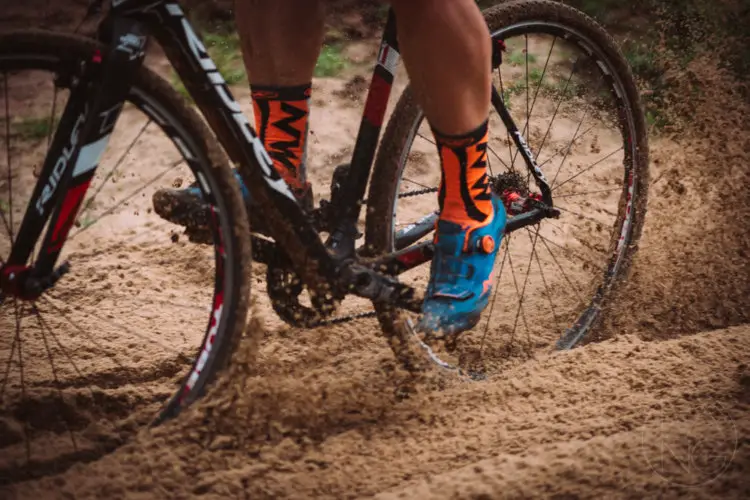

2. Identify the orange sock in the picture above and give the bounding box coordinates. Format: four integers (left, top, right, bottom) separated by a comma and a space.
251, 83, 311, 196
433, 120, 493, 228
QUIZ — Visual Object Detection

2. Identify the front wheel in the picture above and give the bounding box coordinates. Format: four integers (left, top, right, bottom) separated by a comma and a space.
0, 31, 251, 482
366, 0, 649, 370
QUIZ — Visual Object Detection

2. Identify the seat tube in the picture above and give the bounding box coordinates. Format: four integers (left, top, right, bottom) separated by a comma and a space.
327, 9, 401, 258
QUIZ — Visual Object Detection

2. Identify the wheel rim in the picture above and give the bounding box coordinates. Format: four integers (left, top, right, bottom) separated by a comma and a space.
381, 21, 642, 372
0, 50, 237, 481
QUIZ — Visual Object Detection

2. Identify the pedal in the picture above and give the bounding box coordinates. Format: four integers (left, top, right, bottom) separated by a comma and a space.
330, 163, 351, 203
314, 163, 353, 234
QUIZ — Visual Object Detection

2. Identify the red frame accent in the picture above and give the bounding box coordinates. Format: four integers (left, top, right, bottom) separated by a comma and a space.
49, 180, 92, 253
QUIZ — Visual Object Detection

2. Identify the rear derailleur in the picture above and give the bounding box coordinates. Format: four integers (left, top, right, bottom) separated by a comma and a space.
493, 171, 560, 220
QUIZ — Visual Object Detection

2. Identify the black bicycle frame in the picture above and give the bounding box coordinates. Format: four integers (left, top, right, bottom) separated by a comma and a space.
325, 10, 401, 258
3, 0, 554, 310
3, 14, 149, 299
121, 0, 407, 304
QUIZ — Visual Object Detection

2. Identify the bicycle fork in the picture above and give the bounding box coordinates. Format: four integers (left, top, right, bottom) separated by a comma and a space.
0, 18, 148, 301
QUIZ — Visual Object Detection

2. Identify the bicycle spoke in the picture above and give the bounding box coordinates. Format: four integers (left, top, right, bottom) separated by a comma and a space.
44, 289, 211, 335
549, 79, 606, 189
536, 232, 585, 304
525, 35, 530, 145
487, 143, 510, 172
549, 112, 589, 189
496, 71, 516, 173
505, 237, 533, 356
510, 36, 557, 174
524, 36, 556, 138
416, 131, 436, 147
537, 123, 598, 170
535, 230, 603, 272
0, 204, 10, 246
57, 219, 181, 262
37, 296, 126, 372
480, 236, 510, 355
552, 146, 624, 192
1, 306, 19, 400
42, 294, 194, 362
32, 305, 78, 452
12, 297, 31, 463
402, 177, 433, 191
73, 6, 92, 34
78, 118, 153, 220
32, 304, 97, 398
554, 186, 623, 199
554, 204, 609, 227
102, 219, 179, 249
508, 224, 541, 354
3, 71, 13, 243
533, 56, 580, 162
528, 228, 562, 334
68, 157, 185, 241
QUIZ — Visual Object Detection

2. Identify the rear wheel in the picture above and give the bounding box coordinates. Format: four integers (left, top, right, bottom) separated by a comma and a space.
366, 0, 649, 371
0, 31, 251, 482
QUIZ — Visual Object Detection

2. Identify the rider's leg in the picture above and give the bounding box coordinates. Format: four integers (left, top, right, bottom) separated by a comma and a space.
234, 0, 325, 198
152, 1, 323, 233
390, 0, 493, 227
390, 0, 506, 336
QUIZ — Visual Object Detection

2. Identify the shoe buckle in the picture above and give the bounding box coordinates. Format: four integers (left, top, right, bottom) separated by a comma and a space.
477, 235, 495, 254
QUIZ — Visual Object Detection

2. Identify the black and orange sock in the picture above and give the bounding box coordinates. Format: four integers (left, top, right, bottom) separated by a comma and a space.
251, 83, 311, 196
433, 119, 493, 229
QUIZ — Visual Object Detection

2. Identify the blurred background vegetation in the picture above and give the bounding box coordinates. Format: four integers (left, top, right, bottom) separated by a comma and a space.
182, 0, 749, 132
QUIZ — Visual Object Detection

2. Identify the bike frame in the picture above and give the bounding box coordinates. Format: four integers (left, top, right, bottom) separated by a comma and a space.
2, 0, 555, 311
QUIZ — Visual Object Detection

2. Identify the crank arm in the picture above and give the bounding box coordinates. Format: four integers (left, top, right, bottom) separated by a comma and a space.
341, 262, 423, 313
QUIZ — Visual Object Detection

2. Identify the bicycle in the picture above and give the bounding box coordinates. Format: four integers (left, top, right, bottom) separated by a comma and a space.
0, 0, 648, 481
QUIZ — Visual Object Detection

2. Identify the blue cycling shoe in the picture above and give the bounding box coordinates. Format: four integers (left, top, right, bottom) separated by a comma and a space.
417, 195, 507, 339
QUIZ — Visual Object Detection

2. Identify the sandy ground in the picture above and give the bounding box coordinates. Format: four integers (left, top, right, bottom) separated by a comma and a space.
2, 1, 750, 498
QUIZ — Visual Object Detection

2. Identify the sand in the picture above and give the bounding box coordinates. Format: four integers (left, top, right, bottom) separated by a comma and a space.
1, 1, 749, 498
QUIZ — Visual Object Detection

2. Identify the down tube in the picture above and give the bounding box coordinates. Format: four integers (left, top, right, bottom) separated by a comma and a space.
146, 3, 339, 288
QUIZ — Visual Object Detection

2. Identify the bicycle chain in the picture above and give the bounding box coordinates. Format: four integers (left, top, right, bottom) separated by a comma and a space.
306, 310, 379, 327
397, 187, 439, 199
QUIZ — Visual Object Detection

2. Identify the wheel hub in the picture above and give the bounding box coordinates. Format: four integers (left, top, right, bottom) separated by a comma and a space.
0, 261, 71, 301
0, 264, 37, 301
